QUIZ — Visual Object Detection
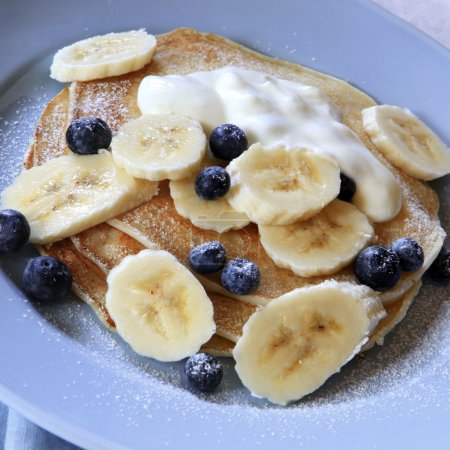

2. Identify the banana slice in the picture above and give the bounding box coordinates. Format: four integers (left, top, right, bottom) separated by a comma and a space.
1, 152, 158, 244
233, 281, 385, 405
362, 105, 450, 180
259, 199, 374, 277
226, 143, 341, 225
50, 30, 157, 82
169, 153, 250, 232
111, 114, 207, 181
105, 249, 215, 362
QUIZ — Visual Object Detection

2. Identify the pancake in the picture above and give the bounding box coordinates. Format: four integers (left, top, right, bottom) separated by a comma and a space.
39, 237, 114, 329
23, 88, 70, 170
41, 226, 423, 354
363, 280, 422, 351
40, 237, 237, 357
59, 28, 444, 306
27, 28, 445, 364
70, 223, 258, 343
70, 220, 424, 350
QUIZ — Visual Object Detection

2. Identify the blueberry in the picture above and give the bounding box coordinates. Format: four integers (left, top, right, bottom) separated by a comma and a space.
66, 117, 112, 155
221, 258, 260, 295
209, 124, 248, 161
189, 241, 227, 274
184, 353, 223, 392
0, 209, 30, 253
337, 173, 356, 202
23, 256, 73, 302
391, 237, 424, 272
194, 166, 230, 200
428, 247, 450, 283
353, 245, 401, 291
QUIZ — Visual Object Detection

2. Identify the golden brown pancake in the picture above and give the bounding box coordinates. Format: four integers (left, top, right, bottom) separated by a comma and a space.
363, 280, 422, 351
70, 222, 424, 350
71, 223, 258, 343
39, 238, 114, 330
40, 237, 238, 357
27, 28, 445, 359
23, 88, 70, 170
41, 227, 423, 355
65, 28, 444, 305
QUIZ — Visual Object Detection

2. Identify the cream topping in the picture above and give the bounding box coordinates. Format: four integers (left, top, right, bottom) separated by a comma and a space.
138, 66, 401, 222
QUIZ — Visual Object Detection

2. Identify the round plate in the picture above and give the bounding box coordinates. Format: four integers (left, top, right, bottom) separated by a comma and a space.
0, 1, 449, 448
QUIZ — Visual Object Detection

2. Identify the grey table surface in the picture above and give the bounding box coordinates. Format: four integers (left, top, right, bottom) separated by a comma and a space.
373, 0, 450, 48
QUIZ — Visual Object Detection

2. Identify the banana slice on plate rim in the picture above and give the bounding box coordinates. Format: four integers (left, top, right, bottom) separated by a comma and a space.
111, 113, 207, 181
362, 105, 450, 180
50, 29, 157, 82
105, 249, 216, 362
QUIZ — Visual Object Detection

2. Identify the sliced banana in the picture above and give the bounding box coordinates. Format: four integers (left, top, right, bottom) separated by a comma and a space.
170, 153, 250, 232
233, 281, 385, 405
105, 249, 215, 362
259, 199, 374, 277
226, 143, 341, 225
50, 30, 157, 82
362, 105, 450, 180
0, 152, 158, 244
111, 114, 207, 181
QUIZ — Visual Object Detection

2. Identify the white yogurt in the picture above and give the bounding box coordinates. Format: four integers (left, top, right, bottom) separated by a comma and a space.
138, 67, 401, 222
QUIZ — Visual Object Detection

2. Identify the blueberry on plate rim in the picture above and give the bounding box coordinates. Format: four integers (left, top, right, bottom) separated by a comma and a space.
66, 117, 112, 155
23, 256, 73, 303
221, 258, 260, 295
391, 237, 424, 272
0, 209, 30, 253
194, 166, 230, 200
188, 241, 227, 274
184, 352, 223, 392
428, 246, 450, 283
353, 245, 401, 292
209, 123, 248, 161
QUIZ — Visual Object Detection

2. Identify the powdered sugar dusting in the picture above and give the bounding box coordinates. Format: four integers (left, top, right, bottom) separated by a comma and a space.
22, 274, 450, 422
0, 51, 449, 448
69, 77, 135, 134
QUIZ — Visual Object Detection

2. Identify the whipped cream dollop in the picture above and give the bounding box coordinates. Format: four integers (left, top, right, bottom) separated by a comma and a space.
138, 66, 401, 222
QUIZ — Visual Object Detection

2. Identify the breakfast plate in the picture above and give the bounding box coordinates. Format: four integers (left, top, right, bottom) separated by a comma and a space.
0, 0, 449, 448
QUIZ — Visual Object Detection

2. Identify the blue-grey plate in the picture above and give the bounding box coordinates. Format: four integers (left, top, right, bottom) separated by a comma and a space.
0, 1, 449, 449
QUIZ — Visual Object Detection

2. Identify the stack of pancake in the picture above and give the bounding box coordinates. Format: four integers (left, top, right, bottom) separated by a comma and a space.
24, 28, 445, 359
